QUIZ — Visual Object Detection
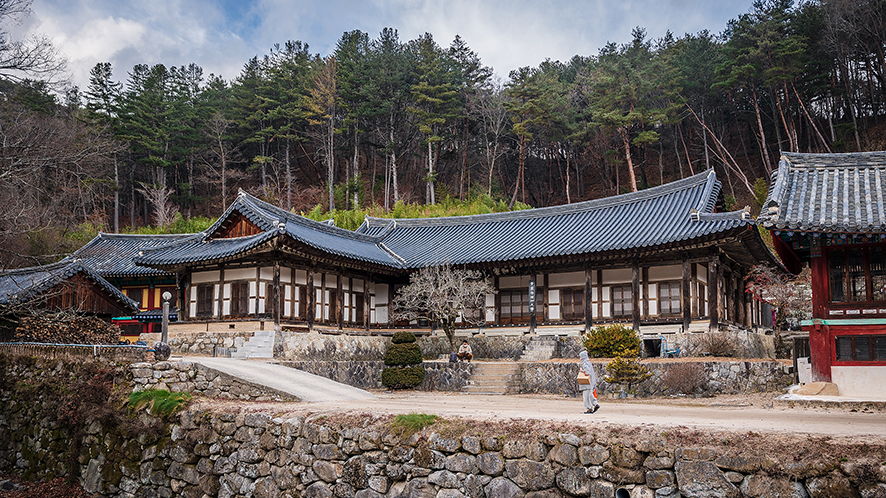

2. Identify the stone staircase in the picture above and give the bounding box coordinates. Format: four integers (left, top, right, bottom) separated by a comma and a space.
230, 330, 274, 359
462, 362, 521, 394
518, 336, 559, 362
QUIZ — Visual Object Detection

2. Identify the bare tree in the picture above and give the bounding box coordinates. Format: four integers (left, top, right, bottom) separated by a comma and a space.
0, 0, 67, 85
391, 262, 495, 352
745, 264, 812, 334
137, 181, 178, 227
474, 79, 509, 196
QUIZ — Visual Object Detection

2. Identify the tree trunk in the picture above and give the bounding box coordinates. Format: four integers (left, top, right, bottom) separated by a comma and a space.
621, 128, 638, 192
751, 86, 773, 175
113, 155, 119, 234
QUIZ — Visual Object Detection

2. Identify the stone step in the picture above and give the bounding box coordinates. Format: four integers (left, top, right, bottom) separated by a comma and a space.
462, 362, 521, 395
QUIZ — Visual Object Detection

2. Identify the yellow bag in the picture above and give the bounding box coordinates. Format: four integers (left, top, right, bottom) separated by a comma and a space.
577, 371, 591, 385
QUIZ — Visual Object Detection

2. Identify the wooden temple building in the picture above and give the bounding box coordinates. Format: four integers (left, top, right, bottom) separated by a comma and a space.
759, 151, 886, 397
122, 169, 779, 338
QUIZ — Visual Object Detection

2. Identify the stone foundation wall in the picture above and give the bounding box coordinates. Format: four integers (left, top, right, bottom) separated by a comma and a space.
284, 360, 790, 397
131, 361, 296, 401
2, 396, 883, 497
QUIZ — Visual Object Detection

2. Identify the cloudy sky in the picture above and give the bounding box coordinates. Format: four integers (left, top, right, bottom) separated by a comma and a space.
18, 0, 754, 90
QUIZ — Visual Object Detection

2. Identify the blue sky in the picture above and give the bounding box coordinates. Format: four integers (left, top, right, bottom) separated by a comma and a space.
23, 0, 755, 90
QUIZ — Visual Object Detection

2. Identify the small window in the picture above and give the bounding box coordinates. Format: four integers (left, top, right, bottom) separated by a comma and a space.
560, 288, 584, 321
836, 335, 886, 361
196, 284, 214, 317
611, 285, 633, 317
658, 282, 681, 315
230, 281, 250, 316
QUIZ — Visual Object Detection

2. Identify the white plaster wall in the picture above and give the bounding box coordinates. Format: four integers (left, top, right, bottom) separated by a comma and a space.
601, 287, 611, 318
832, 366, 886, 398
698, 265, 708, 284
485, 293, 495, 322
249, 282, 257, 314
549, 271, 585, 288
260, 267, 274, 280
226, 268, 254, 281
280, 268, 291, 283
499, 276, 521, 288
191, 270, 220, 284
602, 268, 632, 284
649, 265, 681, 281
213, 284, 219, 316
353, 278, 363, 290
189, 286, 197, 317
294, 269, 307, 285
648, 282, 658, 315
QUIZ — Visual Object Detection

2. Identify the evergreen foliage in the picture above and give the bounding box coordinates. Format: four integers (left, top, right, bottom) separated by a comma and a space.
381, 331, 425, 389
582, 324, 641, 358
604, 349, 652, 390
127, 389, 192, 418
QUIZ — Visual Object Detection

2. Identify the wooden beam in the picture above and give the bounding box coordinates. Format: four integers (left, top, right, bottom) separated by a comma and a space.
217, 264, 225, 321
709, 254, 720, 331
273, 261, 281, 331
682, 256, 691, 331
338, 274, 343, 330
307, 268, 315, 331
632, 262, 641, 332
642, 266, 649, 320
585, 268, 593, 332
364, 276, 371, 332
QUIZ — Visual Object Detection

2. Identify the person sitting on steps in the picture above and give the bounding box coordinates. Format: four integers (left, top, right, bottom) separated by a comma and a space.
457, 340, 473, 362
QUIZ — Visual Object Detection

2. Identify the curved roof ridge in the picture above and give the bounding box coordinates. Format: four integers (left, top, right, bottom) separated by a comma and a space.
782, 151, 886, 168
234, 192, 387, 243
363, 170, 716, 228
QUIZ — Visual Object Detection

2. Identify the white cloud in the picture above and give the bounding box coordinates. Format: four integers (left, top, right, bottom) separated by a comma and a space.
22, 0, 754, 90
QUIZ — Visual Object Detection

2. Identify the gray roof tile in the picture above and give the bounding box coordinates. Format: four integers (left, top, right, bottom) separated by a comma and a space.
759, 151, 886, 232
0, 260, 138, 310
70, 233, 197, 277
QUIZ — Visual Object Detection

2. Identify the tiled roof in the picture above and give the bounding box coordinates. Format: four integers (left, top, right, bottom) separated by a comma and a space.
357, 170, 754, 267
759, 151, 886, 233
70, 233, 198, 277
133, 171, 774, 272
135, 193, 404, 269
0, 260, 138, 310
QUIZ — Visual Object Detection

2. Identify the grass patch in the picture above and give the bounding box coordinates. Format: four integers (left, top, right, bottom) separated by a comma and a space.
390, 413, 439, 437
128, 389, 192, 418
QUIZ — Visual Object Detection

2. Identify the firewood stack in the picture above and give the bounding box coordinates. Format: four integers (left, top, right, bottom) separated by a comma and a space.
13, 316, 121, 345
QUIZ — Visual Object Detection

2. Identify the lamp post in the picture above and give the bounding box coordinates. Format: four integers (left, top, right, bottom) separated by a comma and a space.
161, 291, 172, 344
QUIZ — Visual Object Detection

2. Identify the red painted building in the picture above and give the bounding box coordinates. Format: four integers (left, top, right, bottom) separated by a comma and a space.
760, 152, 886, 397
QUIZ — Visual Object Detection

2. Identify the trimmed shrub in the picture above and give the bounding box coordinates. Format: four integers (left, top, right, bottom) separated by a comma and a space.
582, 324, 640, 358
382, 331, 425, 389
384, 343, 423, 366
392, 330, 418, 344
604, 349, 652, 390
381, 366, 426, 390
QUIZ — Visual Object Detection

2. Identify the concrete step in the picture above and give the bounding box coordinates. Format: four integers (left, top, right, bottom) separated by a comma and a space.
463, 362, 521, 395
231, 330, 275, 359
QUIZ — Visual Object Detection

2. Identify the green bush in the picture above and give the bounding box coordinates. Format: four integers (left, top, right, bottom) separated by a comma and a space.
392, 330, 417, 344
390, 413, 439, 436
381, 366, 426, 389
582, 324, 640, 358
127, 389, 192, 417
384, 343, 423, 366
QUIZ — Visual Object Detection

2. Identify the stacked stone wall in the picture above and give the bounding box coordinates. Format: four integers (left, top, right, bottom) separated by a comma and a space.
132, 361, 296, 401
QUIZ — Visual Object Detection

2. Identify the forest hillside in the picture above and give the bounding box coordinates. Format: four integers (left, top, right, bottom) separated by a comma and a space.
0, 0, 884, 268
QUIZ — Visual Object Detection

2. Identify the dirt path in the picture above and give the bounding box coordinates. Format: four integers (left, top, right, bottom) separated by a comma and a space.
197, 390, 886, 445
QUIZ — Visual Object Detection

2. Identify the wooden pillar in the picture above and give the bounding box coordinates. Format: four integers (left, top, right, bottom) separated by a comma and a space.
596, 269, 603, 321
709, 255, 720, 331
584, 268, 593, 332
494, 276, 500, 325
682, 256, 691, 331
321, 273, 327, 323
691, 263, 698, 317
307, 268, 315, 331
337, 274, 344, 330
255, 266, 261, 318
177, 272, 187, 322
542, 273, 549, 323
217, 264, 225, 320
642, 266, 649, 320
735, 273, 745, 326
632, 262, 641, 332
364, 276, 371, 332
273, 261, 281, 332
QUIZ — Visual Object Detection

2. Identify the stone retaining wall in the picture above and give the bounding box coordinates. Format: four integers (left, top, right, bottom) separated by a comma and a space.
284, 360, 790, 397
0, 343, 149, 362
132, 361, 296, 401
3, 397, 884, 497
